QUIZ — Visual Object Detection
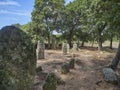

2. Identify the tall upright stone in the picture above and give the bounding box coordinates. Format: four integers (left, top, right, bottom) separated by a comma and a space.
62, 42, 70, 55
77, 40, 80, 48
69, 58, 75, 69
0, 26, 36, 90
36, 37, 45, 60
72, 43, 78, 52
62, 42, 67, 55
43, 73, 57, 90
67, 44, 70, 54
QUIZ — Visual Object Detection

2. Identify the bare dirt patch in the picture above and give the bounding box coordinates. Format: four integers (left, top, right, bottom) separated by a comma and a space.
34, 47, 118, 90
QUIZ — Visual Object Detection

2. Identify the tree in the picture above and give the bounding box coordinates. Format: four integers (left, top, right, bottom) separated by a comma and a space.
21, 22, 40, 44
105, 0, 120, 70
105, 30, 116, 49
87, 0, 108, 50
59, 1, 83, 47
60, 0, 96, 48
31, 0, 64, 49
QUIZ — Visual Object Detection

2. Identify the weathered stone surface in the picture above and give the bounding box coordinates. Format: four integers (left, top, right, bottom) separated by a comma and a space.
43, 73, 57, 90
102, 68, 118, 84
0, 26, 36, 90
69, 58, 75, 69
62, 42, 67, 55
72, 43, 78, 52
77, 40, 80, 48
61, 63, 70, 74
67, 44, 70, 54
62, 42, 70, 55
36, 37, 45, 60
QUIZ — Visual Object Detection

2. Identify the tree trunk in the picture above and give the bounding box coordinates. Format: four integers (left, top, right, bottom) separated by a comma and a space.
97, 23, 107, 51
110, 43, 120, 70
81, 41, 84, 47
98, 30, 102, 51
68, 30, 73, 48
98, 39, 102, 51
48, 35, 51, 49
110, 37, 113, 49
68, 37, 72, 48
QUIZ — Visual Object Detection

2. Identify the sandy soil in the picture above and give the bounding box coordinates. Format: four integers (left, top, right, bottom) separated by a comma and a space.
34, 46, 120, 90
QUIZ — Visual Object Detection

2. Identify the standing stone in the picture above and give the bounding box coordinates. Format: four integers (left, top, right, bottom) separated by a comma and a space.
77, 40, 80, 48
102, 68, 118, 84
0, 26, 36, 90
72, 43, 78, 53
43, 73, 57, 90
67, 44, 70, 54
62, 42, 70, 55
61, 63, 70, 74
62, 42, 67, 55
36, 37, 45, 60
69, 58, 75, 69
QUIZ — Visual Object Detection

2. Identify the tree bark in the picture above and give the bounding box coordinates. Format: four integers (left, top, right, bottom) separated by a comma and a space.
98, 30, 102, 51
68, 30, 73, 48
110, 43, 120, 70
98, 40, 102, 51
110, 37, 113, 49
48, 35, 51, 49
97, 23, 107, 51
68, 37, 72, 48
81, 41, 85, 47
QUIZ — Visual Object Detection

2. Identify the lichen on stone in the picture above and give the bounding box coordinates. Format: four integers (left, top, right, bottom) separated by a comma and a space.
0, 26, 36, 90
43, 72, 57, 90
61, 63, 70, 74
69, 58, 75, 69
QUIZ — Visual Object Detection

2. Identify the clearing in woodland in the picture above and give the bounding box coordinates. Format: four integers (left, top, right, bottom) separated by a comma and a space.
34, 41, 120, 90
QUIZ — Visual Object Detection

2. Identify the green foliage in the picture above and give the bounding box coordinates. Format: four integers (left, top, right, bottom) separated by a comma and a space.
105, 0, 120, 38
13, 0, 120, 48
55, 34, 62, 42
32, 0, 64, 35
60, 2, 81, 46
31, 0, 64, 47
